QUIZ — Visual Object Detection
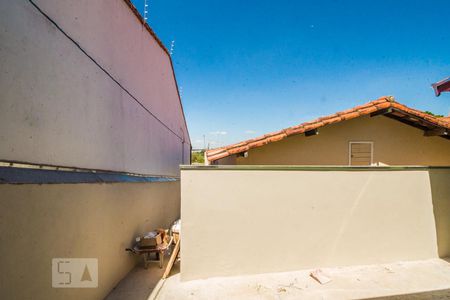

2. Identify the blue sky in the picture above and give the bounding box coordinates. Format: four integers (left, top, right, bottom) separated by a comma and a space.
131, 0, 450, 149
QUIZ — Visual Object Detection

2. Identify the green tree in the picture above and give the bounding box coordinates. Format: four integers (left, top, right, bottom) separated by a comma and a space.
425, 111, 444, 118
191, 151, 205, 164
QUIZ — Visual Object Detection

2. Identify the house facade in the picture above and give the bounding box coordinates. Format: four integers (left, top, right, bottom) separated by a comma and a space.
206, 97, 450, 166
185, 97, 450, 280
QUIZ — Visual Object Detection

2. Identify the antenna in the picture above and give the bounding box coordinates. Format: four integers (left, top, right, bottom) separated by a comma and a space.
169, 40, 175, 55
144, 0, 149, 22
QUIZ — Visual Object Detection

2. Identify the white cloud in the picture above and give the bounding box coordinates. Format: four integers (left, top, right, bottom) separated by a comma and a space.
210, 131, 227, 135
244, 130, 256, 134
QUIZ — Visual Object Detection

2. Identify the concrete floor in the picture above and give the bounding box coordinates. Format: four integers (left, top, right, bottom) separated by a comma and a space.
105, 253, 180, 300
155, 259, 450, 300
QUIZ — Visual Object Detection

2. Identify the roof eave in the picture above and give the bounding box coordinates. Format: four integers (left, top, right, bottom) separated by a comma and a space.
206, 96, 450, 163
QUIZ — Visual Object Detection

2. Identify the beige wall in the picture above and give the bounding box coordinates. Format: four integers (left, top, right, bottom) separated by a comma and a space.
0, 2, 187, 298
181, 168, 449, 280
0, 181, 180, 300
0, 0, 190, 176
216, 116, 450, 166
429, 169, 450, 258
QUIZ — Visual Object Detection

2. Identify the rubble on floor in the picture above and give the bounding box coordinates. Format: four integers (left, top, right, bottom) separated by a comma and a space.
154, 258, 450, 300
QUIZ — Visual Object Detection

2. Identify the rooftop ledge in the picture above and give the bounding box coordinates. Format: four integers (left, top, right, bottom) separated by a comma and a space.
180, 165, 450, 171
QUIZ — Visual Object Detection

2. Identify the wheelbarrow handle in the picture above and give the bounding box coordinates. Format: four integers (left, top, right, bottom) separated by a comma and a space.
125, 248, 137, 254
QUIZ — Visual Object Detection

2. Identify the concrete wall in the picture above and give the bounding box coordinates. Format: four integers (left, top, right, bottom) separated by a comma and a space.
0, 0, 190, 176
181, 167, 449, 280
215, 116, 450, 166
429, 169, 450, 258
0, 2, 189, 298
0, 181, 180, 300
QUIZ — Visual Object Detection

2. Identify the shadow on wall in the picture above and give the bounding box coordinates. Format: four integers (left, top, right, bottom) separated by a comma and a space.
429, 169, 450, 258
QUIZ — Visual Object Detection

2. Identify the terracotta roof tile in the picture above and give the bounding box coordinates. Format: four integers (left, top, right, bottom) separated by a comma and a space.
228, 145, 249, 155
322, 116, 342, 125
284, 127, 304, 136
374, 102, 391, 110
303, 123, 321, 131
357, 106, 378, 114
206, 96, 450, 162
209, 151, 231, 161
342, 111, 360, 120
353, 102, 376, 110
206, 149, 227, 158
248, 139, 268, 148
267, 133, 287, 143
337, 108, 357, 115
441, 117, 450, 124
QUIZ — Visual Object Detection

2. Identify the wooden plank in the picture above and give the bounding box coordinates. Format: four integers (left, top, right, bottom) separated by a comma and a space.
351, 149, 371, 153
351, 149, 371, 154
424, 128, 449, 137
351, 147, 370, 150
305, 129, 319, 137
370, 108, 393, 117
351, 156, 371, 161
350, 142, 372, 166
351, 153, 371, 158
351, 143, 371, 147
162, 238, 180, 279
351, 158, 370, 161
388, 109, 442, 129
351, 144, 371, 150
351, 159, 371, 165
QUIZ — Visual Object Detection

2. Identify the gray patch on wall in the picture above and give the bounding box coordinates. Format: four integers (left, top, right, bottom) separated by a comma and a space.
0, 167, 178, 184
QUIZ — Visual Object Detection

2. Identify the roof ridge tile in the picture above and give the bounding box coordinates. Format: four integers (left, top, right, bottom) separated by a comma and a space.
206, 96, 448, 162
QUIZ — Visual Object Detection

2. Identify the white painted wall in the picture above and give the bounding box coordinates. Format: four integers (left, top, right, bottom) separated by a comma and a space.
0, 0, 190, 176
181, 168, 447, 280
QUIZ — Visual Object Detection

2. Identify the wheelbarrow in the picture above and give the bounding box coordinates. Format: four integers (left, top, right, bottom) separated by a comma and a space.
126, 236, 173, 269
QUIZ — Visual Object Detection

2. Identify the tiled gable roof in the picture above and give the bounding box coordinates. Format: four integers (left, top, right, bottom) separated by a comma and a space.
206, 96, 450, 162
